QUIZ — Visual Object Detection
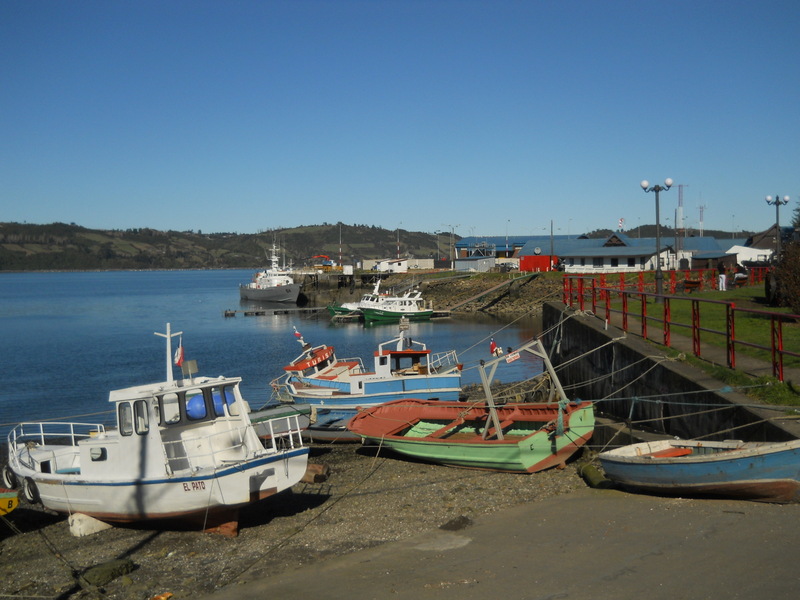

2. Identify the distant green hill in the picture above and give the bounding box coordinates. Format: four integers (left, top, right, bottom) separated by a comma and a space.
0, 222, 451, 271
0, 221, 753, 271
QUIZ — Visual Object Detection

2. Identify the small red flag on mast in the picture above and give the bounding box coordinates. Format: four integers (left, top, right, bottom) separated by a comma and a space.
174, 337, 184, 367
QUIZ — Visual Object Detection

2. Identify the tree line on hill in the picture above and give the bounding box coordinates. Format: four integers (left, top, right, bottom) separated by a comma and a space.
0, 220, 783, 272
0, 222, 451, 271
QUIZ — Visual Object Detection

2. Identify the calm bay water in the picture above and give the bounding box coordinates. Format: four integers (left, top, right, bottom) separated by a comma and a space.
0, 270, 542, 439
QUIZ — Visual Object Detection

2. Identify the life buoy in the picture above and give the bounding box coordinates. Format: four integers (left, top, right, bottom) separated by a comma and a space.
2, 464, 17, 489
22, 477, 40, 504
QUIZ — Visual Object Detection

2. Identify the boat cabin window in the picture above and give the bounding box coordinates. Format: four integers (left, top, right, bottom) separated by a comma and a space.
90, 447, 107, 461
379, 356, 388, 367
134, 400, 149, 434
185, 391, 208, 421
155, 385, 239, 425
211, 385, 236, 417
161, 392, 182, 424
393, 356, 422, 371
119, 403, 133, 436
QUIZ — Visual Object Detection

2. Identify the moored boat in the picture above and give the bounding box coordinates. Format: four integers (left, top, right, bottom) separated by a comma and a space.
597, 438, 800, 503
2, 324, 311, 536
272, 321, 462, 441
327, 279, 433, 322
239, 243, 302, 303
347, 338, 595, 472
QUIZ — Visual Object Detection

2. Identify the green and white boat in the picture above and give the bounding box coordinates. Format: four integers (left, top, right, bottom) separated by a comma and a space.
361, 300, 433, 323
347, 339, 594, 473
328, 279, 434, 323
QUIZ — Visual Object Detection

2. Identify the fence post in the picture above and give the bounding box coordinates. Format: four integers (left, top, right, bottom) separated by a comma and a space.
692, 299, 701, 357
641, 292, 648, 340
771, 315, 784, 381
663, 297, 671, 347
622, 292, 629, 331
727, 303, 735, 369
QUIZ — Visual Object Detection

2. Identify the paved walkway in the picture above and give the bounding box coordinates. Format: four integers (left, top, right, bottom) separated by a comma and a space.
201, 488, 800, 600
196, 297, 800, 600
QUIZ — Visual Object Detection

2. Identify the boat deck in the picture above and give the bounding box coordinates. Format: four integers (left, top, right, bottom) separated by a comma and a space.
403, 418, 551, 442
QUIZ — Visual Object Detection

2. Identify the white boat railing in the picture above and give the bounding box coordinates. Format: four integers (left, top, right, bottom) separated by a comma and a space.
257, 414, 305, 451
336, 357, 367, 374
8, 422, 106, 450
429, 350, 460, 372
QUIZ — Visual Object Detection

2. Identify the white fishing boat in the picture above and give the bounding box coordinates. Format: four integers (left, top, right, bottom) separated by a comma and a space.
327, 279, 433, 322
1, 324, 311, 536
239, 243, 302, 303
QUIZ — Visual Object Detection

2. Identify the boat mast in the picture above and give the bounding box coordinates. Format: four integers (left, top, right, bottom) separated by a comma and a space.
478, 358, 506, 440
154, 323, 183, 384
478, 338, 568, 441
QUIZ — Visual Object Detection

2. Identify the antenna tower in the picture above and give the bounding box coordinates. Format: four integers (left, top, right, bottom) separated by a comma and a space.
676, 184, 688, 236
698, 204, 707, 237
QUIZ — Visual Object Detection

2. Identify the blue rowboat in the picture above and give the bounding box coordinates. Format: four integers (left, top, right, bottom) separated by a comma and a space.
598, 438, 800, 503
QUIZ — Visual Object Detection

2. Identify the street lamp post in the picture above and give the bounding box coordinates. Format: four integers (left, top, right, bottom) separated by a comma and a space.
396, 222, 402, 260
442, 224, 459, 270
765, 194, 790, 259
640, 178, 674, 299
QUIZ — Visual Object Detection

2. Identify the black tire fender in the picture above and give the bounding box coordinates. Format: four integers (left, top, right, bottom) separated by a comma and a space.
22, 477, 40, 504
2, 464, 18, 490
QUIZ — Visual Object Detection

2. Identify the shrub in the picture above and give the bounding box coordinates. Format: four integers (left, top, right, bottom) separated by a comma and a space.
772, 241, 800, 313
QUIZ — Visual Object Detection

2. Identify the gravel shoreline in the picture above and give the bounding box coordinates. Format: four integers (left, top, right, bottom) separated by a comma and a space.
1, 279, 569, 599
1, 441, 588, 600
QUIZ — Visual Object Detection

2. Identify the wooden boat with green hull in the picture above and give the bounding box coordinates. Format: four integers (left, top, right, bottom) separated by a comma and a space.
347, 339, 594, 473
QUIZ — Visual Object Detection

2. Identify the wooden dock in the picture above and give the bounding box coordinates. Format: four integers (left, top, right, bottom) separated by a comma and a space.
225, 306, 449, 320
224, 307, 327, 317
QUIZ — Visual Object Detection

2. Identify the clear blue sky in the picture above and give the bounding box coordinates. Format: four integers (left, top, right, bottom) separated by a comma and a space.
2, 0, 798, 238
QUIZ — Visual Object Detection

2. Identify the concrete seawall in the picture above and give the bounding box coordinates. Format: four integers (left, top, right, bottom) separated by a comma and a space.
541, 301, 799, 443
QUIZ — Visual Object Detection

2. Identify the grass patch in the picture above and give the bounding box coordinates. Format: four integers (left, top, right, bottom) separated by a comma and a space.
601, 284, 800, 370
667, 349, 800, 408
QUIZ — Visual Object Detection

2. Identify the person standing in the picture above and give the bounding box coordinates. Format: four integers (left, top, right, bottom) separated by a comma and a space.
717, 261, 727, 291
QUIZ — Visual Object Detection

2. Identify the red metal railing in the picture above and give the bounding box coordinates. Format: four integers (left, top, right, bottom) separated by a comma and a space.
562, 271, 798, 382
580, 267, 769, 295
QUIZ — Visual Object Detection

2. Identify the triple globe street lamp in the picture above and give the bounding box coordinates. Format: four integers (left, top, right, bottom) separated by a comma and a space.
765, 194, 790, 259
640, 178, 673, 298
